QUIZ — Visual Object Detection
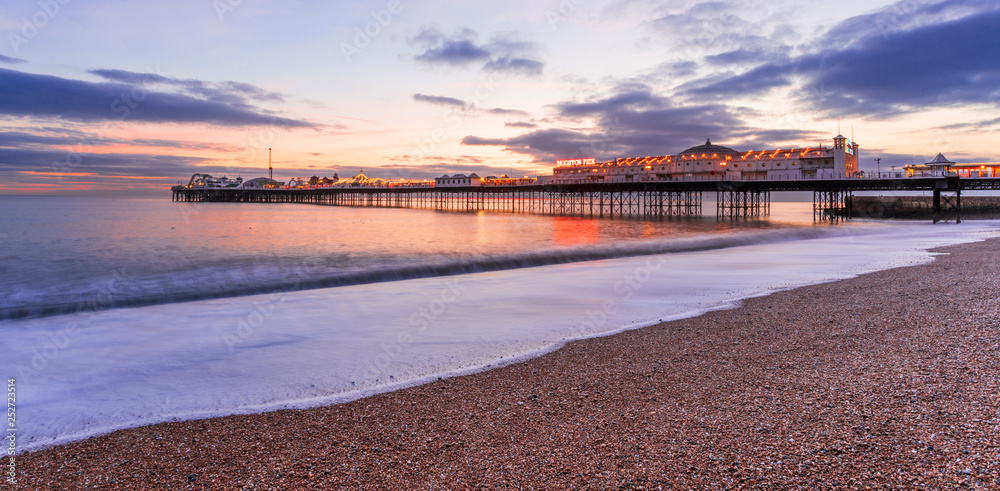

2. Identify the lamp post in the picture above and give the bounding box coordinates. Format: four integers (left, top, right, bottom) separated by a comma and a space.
875, 158, 881, 178
891, 165, 896, 178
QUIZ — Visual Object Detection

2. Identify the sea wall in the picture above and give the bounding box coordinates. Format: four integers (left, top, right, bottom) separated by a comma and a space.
849, 196, 1000, 219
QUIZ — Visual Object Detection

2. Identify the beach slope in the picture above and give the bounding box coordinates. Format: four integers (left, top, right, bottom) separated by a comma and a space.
10, 239, 1000, 489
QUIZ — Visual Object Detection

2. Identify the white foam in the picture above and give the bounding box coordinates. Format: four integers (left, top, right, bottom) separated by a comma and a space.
4, 221, 998, 453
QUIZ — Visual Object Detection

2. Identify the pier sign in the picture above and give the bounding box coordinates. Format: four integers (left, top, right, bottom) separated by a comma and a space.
556, 158, 596, 167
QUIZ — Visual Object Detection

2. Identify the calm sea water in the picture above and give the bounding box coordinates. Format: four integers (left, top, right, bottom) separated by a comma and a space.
2, 195, 997, 452
1, 195, 817, 320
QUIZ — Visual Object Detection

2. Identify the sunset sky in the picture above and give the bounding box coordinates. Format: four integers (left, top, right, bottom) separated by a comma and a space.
1, 0, 998, 195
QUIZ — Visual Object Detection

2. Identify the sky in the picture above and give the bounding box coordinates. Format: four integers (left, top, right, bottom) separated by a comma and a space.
1, 0, 998, 195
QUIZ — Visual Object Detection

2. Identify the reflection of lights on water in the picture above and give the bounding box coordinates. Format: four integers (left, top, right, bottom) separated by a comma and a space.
552, 217, 601, 246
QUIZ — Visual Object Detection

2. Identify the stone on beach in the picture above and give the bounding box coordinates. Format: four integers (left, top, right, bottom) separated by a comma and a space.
9, 239, 1000, 489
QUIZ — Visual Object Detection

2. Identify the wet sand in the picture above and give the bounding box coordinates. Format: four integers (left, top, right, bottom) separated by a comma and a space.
9, 239, 1000, 489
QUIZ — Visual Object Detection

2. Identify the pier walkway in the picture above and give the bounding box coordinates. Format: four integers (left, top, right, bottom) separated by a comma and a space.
172, 177, 1000, 222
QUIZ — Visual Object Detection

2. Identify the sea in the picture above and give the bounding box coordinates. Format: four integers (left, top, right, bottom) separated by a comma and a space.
1, 194, 998, 453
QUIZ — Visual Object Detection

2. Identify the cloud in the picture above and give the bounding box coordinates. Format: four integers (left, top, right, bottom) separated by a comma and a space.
677, 1, 1000, 117
796, 3, 1000, 117
462, 84, 825, 163
935, 115, 1000, 131
0, 130, 239, 153
411, 27, 491, 66
0, 68, 313, 127
557, 86, 662, 115
705, 48, 789, 66
483, 56, 543, 76
413, 93, 530, 118
461, 136, 508, 146
680, 66, 791, 98
644, 1, 797, 59
0, 54, 27, 64
505, 121, 537, 128
89, 69, 286, 104
410, 27, 544, 76
369, 162, 528, 179
487, 108, 530, 117
413, 93, 466, 108
0, 148, 209, 178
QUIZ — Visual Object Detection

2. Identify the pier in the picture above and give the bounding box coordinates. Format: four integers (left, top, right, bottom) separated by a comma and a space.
172, 177, 1000, 222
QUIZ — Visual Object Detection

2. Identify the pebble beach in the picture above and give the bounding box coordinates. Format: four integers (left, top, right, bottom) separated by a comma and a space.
8, 238, 1000, 489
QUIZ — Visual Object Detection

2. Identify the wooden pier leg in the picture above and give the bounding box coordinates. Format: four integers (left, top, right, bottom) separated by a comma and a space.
956, 190, 962, 224
933, 189, 942, 224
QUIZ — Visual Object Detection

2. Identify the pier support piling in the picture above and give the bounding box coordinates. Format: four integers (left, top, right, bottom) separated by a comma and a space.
813, 190, 851, 221
717, 189, 770, 218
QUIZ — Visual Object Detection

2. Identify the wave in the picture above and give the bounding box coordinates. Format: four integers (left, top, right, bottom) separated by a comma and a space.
0, 225, 877, 321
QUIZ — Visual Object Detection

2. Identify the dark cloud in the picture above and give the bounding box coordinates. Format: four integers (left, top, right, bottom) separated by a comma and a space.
483, 56, 543, 76
487, 108, 530, 117
671, 61, 699, 77
681, 66, 791, 98
410, 27, 544, 76
705, 48, 788, 66
936, 115, 1000, 131
796, 4, 1000, 117
0, 54, 27, 64
413, 93, 529, 118
0, 68, 313, 127
461, 136, 508, 146
413, 93, 466, 108
462, 84, 826, 163
825, 0, 997, 48
679, 2, 1000, 117
411, 28, 491, 66
556, 86, 664, 117
505, 121, 537, 128
0, 148, 209, 178
462, 128, 605, 163
0, 131, 73, 148
89, 69, 286, 104
88, 69, 172, 85
0, 130, 238, 152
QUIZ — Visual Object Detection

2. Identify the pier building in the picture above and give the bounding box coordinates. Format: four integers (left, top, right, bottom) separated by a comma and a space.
435, 173, 482, 187
543, 135, 860, 185
180, 173, 244, 188
904, 154, 1000, 178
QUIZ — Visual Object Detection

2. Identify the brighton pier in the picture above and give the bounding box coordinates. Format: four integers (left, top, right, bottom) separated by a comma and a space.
172, 175, 1000, 223
172, 136, 1000, 223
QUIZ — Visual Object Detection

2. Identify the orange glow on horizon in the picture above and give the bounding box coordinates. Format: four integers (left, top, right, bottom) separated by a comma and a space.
106, 175, 174, 180
21, 171, 97, 176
